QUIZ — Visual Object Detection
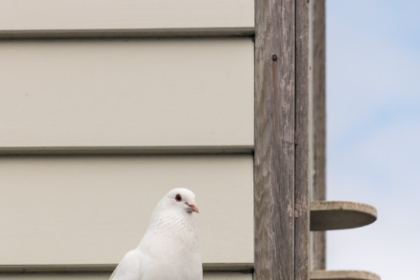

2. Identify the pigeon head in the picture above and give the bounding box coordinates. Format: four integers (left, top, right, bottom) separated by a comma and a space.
164, 188, 199, 214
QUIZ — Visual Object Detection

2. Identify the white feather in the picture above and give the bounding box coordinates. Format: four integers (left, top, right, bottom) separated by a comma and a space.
110, 188, 203, 280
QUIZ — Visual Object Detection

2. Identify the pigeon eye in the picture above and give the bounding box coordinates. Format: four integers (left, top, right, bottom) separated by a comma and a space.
175, 194, 182, 202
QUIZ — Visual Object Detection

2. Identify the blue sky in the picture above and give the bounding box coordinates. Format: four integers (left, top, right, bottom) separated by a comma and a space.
326, 1, 420, 279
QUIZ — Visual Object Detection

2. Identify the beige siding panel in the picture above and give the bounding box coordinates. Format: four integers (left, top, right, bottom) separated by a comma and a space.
0, 39, 253, 153
0, 273, 110, 280
0, 272, 252, 280
205, 273, 252, 280
0, 155, 253, 264
0, 0, 254, 37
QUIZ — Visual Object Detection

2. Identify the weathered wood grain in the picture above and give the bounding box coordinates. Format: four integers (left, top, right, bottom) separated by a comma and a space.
312, 230, 326, 270
254, 0, 296, 279
295, 0, 311, 280
310, 0, 327, 271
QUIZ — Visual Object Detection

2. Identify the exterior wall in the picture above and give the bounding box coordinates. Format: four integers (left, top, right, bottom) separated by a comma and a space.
0, 1, 255, 279
0, 39, 253, 152
0, 155, 253, 264
0, 272, 252, 280
0, 0, 253, 37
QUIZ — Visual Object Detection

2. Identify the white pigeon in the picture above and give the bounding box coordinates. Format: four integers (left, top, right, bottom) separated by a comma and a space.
109, 188, 202, 280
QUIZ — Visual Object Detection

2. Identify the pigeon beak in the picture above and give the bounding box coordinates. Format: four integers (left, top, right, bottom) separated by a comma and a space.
186, 202, 199, 213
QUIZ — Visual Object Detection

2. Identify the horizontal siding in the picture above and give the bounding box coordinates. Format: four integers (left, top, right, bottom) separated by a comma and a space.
0, 155, 253, 264
0, 39, 253, 153
0, 272, 252, 280
0, 0, 253, 38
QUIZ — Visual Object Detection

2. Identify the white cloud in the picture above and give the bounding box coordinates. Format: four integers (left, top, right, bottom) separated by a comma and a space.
326, 1, 420, 279
327, 0, 420, 149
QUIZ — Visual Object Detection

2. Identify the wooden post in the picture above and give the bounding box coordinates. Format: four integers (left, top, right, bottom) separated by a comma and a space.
310, 0, 327, 271
254, 0, 310, 279
295, 0, 310, 279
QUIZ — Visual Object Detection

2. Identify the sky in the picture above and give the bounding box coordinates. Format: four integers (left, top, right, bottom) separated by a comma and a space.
326, 1, 420, 279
